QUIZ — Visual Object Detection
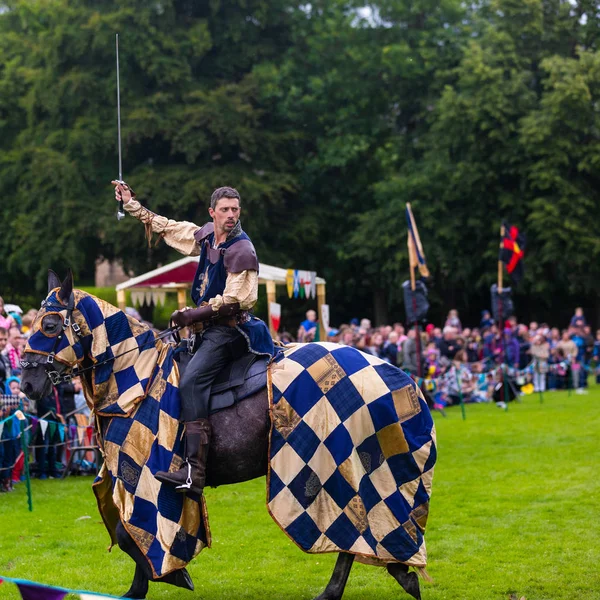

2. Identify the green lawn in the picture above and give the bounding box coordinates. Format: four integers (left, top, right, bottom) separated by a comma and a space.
1, 387, 599, 599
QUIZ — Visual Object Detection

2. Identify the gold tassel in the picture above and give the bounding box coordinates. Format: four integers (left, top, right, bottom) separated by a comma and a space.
417, 567, 433, 582
144, 222, 153, 248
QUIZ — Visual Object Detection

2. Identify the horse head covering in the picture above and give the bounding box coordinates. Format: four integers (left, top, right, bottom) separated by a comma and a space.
26, 289, 210, 578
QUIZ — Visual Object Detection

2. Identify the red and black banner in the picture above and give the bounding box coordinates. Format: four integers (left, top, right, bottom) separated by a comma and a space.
499, 222, 525, 283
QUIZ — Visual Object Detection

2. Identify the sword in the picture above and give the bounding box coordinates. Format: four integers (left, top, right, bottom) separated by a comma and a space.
115, 33, 125, 220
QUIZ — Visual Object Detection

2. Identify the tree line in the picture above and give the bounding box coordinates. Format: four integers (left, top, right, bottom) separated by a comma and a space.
1, 0, 600, 326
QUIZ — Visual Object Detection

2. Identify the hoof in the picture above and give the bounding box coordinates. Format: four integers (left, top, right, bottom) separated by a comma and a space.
157, 567, 195, 591
387, 564, 421, 600
122, 591, 146, 599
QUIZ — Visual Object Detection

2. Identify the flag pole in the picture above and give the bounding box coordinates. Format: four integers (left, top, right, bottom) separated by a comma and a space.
407, 204, 422, 379
498, 224, 508, 411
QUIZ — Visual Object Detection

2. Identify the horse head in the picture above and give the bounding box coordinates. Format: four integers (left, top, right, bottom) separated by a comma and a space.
21, 270, 159, 413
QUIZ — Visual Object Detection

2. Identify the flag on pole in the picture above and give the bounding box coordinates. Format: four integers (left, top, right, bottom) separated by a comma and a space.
499, 222, 525, 283
405, 203, 430, 278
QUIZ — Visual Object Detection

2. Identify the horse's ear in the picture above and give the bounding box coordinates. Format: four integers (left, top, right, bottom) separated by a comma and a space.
57, 269, 74, 304
48, 269, 62, 293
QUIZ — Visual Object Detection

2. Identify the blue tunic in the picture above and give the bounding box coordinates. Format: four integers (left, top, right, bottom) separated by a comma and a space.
191, 228, 275, 357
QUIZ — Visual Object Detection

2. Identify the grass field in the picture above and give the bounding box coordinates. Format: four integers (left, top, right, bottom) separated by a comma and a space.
1, 386, 599, 600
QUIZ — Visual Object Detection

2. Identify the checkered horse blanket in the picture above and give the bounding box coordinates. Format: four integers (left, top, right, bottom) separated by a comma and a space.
267, 343, 436, 567
27, 290, 210, 579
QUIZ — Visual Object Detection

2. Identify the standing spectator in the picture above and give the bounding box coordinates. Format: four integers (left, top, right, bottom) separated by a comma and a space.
570, 307, 587, 329
21, 309, 38, 337
444, 309, 462, 333
571, 327, 588, 394
3, 327, 23, 375
517, 326, 531, 370
0, 327, 11, 389
0, 297, 16, 331
35, 386, 61, 479
402, 329, 424, 374
530, 334, 550, 392
557, 331, 578, 390
1, 377, 23, 492
480, 310, 494, 331
593, 330, 600, 384
503, 328, 520, 369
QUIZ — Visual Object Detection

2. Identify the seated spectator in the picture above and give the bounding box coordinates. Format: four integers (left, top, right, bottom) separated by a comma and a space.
438, 326, 460, 359
298, 310, 318, 342
381, 331, 400, 365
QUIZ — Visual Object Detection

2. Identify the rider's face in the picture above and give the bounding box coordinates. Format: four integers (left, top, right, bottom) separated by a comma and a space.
209, 197, 241, 236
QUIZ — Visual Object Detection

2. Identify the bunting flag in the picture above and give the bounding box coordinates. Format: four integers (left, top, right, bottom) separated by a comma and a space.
320, 303, 330, 334
16, 582, 68, 600
303, 271, 313, 299
0, 422, 4, 438
39, 419, 48, 439
0, 575, 122, 599
286, 269, 294, 299
311, 272, 317, 299
499, 222, 525, 284
406, 203, 430, 278
269, 302, 281, 332
299, 270, 306, 299
293, 270, 300, 298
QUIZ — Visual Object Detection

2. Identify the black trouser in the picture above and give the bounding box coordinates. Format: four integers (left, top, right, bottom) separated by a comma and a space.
179, 326, 246, 422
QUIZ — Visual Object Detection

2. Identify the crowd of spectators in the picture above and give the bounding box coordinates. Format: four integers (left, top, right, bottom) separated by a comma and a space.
295, 306, 599, 406
2, 290, 597, 492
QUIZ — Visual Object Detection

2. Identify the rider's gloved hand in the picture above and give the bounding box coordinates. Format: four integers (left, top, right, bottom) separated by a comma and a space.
170, 306, 215, 328
111, 180, 136, 204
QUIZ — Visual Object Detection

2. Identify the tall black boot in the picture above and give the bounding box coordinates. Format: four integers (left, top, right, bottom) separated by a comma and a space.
155, 419, 211, 495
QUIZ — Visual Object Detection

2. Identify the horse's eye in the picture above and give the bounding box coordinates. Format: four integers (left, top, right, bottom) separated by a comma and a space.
41, 314, 62, 336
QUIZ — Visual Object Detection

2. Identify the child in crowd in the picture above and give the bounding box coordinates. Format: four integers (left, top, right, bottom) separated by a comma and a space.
1, 376, 24, 492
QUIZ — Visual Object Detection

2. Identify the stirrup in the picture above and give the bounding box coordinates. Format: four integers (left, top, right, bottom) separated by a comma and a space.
175, 460, 193, 491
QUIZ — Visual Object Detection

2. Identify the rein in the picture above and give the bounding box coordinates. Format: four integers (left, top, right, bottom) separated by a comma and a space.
20, 293, 181, 385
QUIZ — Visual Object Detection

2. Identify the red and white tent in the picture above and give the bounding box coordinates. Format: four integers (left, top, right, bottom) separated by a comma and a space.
115, 256, 326, 337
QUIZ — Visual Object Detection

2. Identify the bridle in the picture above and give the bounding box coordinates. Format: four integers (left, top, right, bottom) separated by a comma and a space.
20, 293, 180, 386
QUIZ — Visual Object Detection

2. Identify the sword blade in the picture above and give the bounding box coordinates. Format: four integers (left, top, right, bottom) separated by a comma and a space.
116, 33, 122, 181
116, 33, 124, 220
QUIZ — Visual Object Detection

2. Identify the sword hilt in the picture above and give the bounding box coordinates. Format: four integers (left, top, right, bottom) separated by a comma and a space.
115, 179, 126, 220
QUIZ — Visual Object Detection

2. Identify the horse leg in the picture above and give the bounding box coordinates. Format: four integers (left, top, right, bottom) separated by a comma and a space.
387, 563, 421, 600
115, 521, 194, 597
122, 564, 149, 599
313, 552, 355, 600
116, 521, 150, 598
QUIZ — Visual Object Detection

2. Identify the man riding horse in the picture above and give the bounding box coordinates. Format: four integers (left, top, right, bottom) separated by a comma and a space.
112, 181, 275, 498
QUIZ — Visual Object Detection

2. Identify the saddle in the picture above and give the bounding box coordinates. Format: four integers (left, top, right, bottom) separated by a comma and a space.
174, 342, 268, 415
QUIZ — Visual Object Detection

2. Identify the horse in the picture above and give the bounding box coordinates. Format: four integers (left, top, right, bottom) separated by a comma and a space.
21, 270, 431, 600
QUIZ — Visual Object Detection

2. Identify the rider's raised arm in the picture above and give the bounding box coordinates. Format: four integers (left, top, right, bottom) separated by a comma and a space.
123, 197, 201, 257
208, 270, 258, 312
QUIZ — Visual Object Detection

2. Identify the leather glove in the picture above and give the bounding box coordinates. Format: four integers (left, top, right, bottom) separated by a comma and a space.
170, 303, 241, 328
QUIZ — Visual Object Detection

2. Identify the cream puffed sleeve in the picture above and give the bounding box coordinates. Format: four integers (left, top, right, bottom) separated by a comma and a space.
208, 270, 258, 312
124, 198, 200, 256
